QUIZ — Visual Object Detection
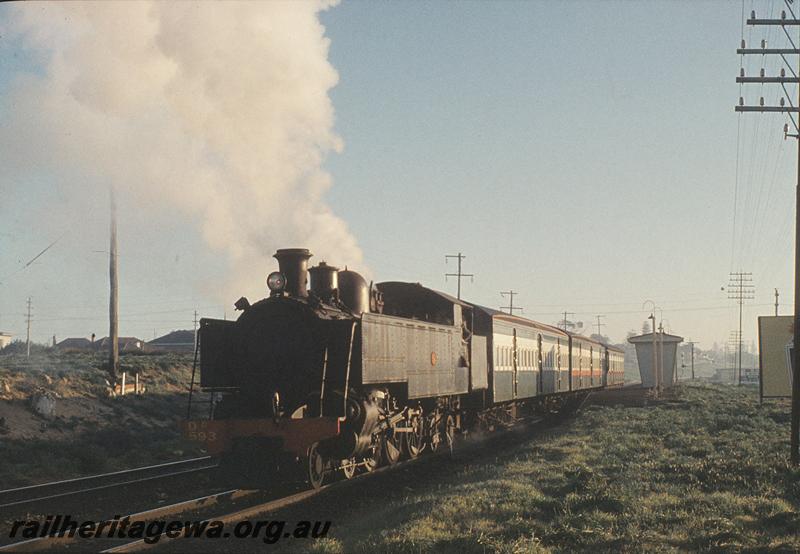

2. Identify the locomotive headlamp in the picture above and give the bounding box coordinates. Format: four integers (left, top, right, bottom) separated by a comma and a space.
267, 272, 287, 294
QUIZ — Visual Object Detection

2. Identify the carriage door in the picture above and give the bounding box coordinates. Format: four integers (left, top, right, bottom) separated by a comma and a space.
537, 334, 543, 395
512, 328, 518, 398
556, 339, 562, 392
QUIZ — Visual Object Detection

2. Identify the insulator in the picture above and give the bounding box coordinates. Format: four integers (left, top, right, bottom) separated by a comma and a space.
760, 68, 766, 77
741, 39, 746, 49
782, 10, 787, 19
740, 68, 745, 77
739, 97, 745, 106
751, 10, 756, 19
760, 96, 765, 106
785, 123, 790, 133
761, 39, 767, 49
781, 68, 786, 77
781, 97, 786, 106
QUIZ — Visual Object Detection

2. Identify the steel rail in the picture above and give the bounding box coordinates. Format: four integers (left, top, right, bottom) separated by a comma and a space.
102, 413, 571, 552
0, 489, 257, 552
0, 456, 217, 509
4, 386, 642, 551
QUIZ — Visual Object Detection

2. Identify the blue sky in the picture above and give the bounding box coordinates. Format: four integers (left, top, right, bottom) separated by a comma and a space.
0, 1, 795, 350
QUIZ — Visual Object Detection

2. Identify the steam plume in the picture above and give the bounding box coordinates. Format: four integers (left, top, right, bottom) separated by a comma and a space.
1, 1, 362, 300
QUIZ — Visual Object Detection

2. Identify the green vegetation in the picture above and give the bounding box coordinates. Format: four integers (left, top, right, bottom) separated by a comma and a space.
0, 350, 204, 487
297, 384, 800, 553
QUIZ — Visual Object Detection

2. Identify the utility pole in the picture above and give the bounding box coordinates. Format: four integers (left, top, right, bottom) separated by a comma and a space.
776, 288, 780, 316
500, 291, 522, 315
735, 6, 800, 463
594, 314, 606, 338
728, 330, 742, 384
659, 320, 665, 390
109, 187, 119, 384
727, 272, 755, 385
193, 310, 199, 351
686, 339, 696, 380
445, 252, 473, 300
25, 297, 31, 358
561, 311, 575, 332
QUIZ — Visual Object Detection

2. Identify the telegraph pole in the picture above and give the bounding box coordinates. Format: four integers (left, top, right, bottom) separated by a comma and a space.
109, 187, 119, 384
728, 272, 755, 385
445, 252, 474, 300
728, 330, 742, 384
561, 311, 575, 331
25, 297, 31, 358
734, 5, 800, 463
594, 314, 606, 338
500, 291, 522, 315
193, 310, 199, 351
686, 339, 696, 380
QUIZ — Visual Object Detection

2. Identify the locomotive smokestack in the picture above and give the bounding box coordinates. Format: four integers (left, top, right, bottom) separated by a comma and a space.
273, 248, 312, 297
309, 261, 339, 302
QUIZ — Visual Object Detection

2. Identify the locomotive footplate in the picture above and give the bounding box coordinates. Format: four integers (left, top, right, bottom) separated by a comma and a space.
182, 417, 342, 457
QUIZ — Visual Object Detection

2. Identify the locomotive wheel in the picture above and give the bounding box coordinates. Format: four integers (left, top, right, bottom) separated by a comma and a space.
403, 415, 426, 459
363, 442, 381, 472
383, 431, 402, 465
445, 414, 457, 453
430, 414, 456, 453
307, 442, 326, 489
341, 458, 356, 480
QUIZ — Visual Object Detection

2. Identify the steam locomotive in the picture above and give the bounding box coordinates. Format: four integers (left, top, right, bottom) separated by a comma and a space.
184, 248, 624, 488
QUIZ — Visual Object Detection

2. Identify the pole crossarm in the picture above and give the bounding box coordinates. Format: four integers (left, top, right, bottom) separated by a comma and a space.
747, 18, 800, 26
737, 48, 800, 54
735, 106, 800, 112
736, 76, 800, 83
445, 252, 473, 300
500, 290, 522, 315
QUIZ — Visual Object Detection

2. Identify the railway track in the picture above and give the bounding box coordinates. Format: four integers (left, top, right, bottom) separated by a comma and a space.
0, 456, 218, 510
0, 419, 532, 552
0, 384, 647, 551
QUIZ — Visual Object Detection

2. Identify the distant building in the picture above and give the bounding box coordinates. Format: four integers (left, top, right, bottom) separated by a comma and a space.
147, 330, 195, 353
56, 337, 94, 351
628, 331, 684, 388
93, 337, 147, 352
0, 332, 12, 350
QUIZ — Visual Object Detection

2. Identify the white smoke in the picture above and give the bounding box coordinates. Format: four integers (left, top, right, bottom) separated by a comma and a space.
0, 1, 363, 300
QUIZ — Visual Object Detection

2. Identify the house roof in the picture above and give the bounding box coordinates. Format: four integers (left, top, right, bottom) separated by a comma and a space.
628, 332, 684, 344
94, 337, 145, 347
149, 330, 194, 345
57, 338, 92, 348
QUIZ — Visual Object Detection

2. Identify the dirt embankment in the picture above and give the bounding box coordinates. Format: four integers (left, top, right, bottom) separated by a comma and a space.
0, 351, 206, 487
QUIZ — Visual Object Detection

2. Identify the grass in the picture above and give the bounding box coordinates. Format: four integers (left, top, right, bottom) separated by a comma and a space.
282, 384, 800, 553
0, 350, 205, 487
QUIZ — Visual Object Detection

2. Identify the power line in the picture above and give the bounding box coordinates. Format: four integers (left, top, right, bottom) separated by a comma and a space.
0, 235, 65, 285
444, 252, 474, 300
735, 13, 800, 462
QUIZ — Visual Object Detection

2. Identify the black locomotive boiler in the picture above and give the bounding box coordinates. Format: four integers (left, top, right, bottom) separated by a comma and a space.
184, 248, 624, 488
